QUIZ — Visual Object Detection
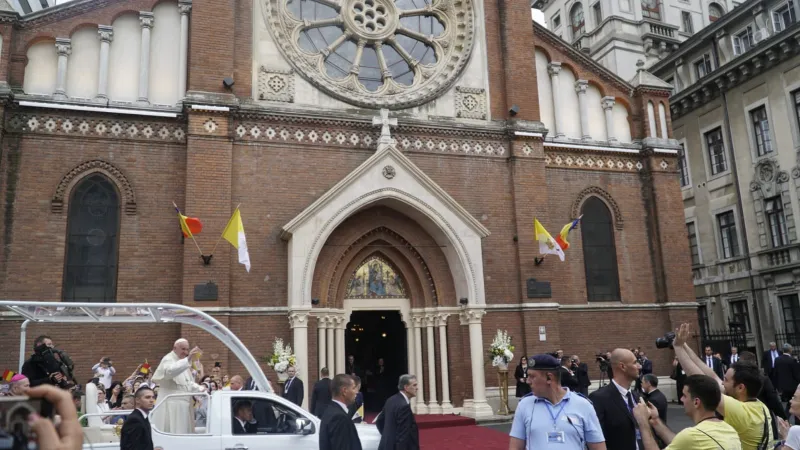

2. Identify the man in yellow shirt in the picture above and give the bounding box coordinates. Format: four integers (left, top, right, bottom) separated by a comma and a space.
633, 374, 741, 450
673, 323, 773, 450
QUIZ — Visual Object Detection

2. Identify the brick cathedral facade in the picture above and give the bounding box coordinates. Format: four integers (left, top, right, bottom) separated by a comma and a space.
0, 0, 696, 416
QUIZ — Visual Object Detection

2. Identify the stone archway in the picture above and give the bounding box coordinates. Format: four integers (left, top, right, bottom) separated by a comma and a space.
281, 143, 493, 417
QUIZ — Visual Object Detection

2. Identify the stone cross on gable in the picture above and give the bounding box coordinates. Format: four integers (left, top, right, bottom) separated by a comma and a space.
372, 108, 397, 149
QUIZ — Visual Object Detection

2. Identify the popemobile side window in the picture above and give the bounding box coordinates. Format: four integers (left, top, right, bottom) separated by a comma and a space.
231, 396, 308, 435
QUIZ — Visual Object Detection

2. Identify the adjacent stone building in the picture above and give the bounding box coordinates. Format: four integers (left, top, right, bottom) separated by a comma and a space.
650, 0, 800, 354
0, 0, 695, 418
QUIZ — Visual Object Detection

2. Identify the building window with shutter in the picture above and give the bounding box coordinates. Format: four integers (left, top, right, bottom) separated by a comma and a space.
687, 222, 700, 265
705, 127, 727, 175
717, 211, 740, 259
62, 174, 120, 302
772, 0, 797, 32
581, 197, 621, 302
678, 143, 690, 187
766, 197, 789, 247
732, 25, 755, 55
750, 105, 773, 156
682, 11, 694, 32
781, 294, 800, 335
729, 300, 751, 332
694, 54, 713, 79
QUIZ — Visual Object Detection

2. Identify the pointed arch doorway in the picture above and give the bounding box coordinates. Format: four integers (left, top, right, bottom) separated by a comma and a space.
342, 254, 412, 412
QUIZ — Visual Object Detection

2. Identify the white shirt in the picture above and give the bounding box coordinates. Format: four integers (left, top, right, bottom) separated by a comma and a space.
400, 392, 410, 404
730, 354, 739, 364
285, 377, 295, 392
137, 408, 149, 420
786, 425, 800, 450
772, 350, 780, 366
612, 380, 639, 450
706, 356, 714, 368
333, 399, 349, 413
92, 364, 116, 389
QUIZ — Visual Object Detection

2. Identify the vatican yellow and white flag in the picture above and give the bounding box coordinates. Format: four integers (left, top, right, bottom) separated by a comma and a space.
222, 207, 251, 272
534, 218, 565, 262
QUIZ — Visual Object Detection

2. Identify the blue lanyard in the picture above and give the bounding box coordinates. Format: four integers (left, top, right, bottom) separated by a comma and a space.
544, 399, 567, 428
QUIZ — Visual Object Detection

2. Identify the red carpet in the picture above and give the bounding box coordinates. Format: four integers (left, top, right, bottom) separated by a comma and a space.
363, 413, 476, 429
362, 413, 508, 449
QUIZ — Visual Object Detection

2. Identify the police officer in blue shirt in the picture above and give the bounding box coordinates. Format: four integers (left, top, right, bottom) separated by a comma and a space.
509, 354, 608, 450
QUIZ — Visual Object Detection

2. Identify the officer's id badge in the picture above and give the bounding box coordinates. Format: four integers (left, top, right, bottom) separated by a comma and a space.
547, 431, 566, 443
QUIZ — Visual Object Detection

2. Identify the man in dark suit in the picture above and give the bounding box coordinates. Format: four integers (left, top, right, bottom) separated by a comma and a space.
730, 346, 740, 366
376, 374, 419, 450
641, 373, 667, 422
559, 356, 579, 391
319, 374, 362, 450
311, 367, 333, 418
572, 354, 591, 396
283, 366, 304, 407
763, 341, 780, 381
589, 348, 642, 450
121, 387, 155, 450
700, 346, 725, 379
773, 344, 800, 406
670, 357, 686, 403
232, 401, 258, 435
346, 355, 361, 378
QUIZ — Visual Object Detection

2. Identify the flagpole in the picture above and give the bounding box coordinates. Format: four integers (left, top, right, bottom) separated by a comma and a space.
173, 201, 204, 256
210, 203, 242, 256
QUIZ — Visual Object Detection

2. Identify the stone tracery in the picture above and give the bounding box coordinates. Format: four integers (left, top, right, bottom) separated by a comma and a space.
262, 0, 475, 108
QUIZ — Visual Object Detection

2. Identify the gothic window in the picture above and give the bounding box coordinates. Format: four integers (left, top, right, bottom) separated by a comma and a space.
263, 0, 475, 109
570, 3, 585, 36
62, 174, 119, 302
581, 197, 620, 302
708, 2, 724, 21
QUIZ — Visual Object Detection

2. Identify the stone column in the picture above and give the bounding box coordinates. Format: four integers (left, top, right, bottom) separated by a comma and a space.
548, 62, 564, 138
461, 308, 493, 418
405, 319, 416, 412
413, 315, 428, 414
601, 96, 617, 143
95, 26, 113, 102
437, 314, 453, 413
575, 79, 590, 141
137, 12, 154, 105
334, 316, 346, 376
289, 310, 310, 409
317, 316, 327, 375
326, 316, 335, 373
54, 38, 71, 99
178, 0, 192, 99
425, 314, 440, 414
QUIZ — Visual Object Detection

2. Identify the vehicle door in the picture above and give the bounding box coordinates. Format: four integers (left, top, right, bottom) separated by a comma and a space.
223, 393, 319, 450
150, 392, 220, 450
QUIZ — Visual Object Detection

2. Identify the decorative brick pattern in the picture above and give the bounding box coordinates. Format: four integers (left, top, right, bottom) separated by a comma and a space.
545, 152, 643, 172
51, 160, 137, 215
6, 113, 186, 143
455, 87, 487, 120
257, 67, 294, 103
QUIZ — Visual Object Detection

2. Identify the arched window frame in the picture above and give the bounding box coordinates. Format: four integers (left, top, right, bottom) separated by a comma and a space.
61, 173, 121, 303
580, 196, 621, 302
708, 2, 724, 22
570, 3, 586, 37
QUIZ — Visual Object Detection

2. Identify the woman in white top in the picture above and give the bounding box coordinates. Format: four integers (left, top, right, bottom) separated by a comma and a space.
778, 384, 800, 448
96, 386, 111, 423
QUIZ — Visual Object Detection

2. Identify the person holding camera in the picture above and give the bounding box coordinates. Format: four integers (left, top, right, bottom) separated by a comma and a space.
92, 357, 116, 391
572, 355, 591, 396
21, 335, 75, 389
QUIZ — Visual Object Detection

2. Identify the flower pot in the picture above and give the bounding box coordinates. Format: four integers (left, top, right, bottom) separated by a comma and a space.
276, 370, 289, 382
497, 361, 508, 371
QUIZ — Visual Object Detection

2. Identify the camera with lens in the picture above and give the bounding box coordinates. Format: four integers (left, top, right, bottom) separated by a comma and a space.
102, 357, 113, 367
33, 344, 74, 390
655, 331, 676, 349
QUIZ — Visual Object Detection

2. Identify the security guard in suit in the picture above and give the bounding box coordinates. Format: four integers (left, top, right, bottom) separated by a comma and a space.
509, 354, 607, 450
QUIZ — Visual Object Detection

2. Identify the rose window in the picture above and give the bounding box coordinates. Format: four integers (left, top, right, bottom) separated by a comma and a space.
262, 0, 475, 109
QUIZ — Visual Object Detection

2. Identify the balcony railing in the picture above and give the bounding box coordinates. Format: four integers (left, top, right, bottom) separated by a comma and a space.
758, 245, 800, 271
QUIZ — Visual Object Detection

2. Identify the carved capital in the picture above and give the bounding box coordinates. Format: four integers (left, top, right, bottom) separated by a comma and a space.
547, 62, 562, 76
55, 38, 71, 57
412, 315, 426, 328
139, 12, 155, 29
436, 313, 450, 327
178, 0, 193, 14
332, 315, 347, 329
574, 79, 589, 94
317, 315, 330, 328
601, 96, 615, 111
459, 308, 486, 325
288, 311, 310, 329
97, 25, 113, 43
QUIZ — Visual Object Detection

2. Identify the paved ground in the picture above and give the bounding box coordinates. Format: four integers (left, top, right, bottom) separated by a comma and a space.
483, 403, 694, 435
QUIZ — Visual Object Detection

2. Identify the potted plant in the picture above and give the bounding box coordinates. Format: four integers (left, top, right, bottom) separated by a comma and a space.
264, 338, 296, 381
490, 330, 515, 370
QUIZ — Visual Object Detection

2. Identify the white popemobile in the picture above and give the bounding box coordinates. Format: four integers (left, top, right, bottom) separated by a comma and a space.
0, 301, 381, 450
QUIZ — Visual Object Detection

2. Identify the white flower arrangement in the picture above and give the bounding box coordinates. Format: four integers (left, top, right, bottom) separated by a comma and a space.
489, 330, 515, 367
264, 338, 296, 373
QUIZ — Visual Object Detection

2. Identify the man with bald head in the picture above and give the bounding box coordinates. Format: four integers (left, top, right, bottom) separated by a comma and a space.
225, 376, 244, 391
151, 338, 206, 434
589, 348, 643, 450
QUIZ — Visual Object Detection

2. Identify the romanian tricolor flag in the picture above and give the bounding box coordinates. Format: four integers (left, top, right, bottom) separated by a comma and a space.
534, 219, 565, 262
139, 361, 151, 375
555, 215, 583, 251
2, 370, 15, 382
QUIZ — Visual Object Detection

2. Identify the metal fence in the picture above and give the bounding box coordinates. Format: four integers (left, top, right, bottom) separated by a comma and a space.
775, 331, 800, 357
700, 328, 753, 362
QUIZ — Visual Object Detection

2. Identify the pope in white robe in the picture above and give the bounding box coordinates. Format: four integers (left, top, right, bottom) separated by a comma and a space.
151, 338, 206, 434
